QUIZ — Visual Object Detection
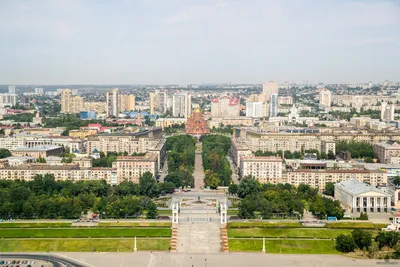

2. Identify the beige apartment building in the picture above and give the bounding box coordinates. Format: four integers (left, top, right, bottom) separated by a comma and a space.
11, 145, 64, 158
278, 96, 293, 106
331, 95, 396, 109
83, 102, 106, 114
61, 89, 84, 113
119, 94, 136, 112
155, 118, 186, 129
239, 156, 283, 184
374, 140, 400, 164
283, 169, 387, 192
114, 154, 158, 183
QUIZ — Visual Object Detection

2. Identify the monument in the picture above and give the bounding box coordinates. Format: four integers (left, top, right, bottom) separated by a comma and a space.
185, 108, 210, 135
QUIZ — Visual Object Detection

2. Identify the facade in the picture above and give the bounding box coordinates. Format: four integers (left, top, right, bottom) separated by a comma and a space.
0, 94, 17, 108
35, 88, 44, 95
106, 88, 119, 117
119, 94, 135, 112
115, 154, 158, 183
149, 91, 167, 114
374, 140, 400, 164
8, 86, 16, 94
246, 102, 263, 118
285, 169, 387, 192
381, 102, 395, 121
80, 111, 97, 120
69, 129, 98, 138
319, 88, 331, 108
210, 96, 240, 118
335, 180, 391, 213
61, 89, 84, 113
269, 94, 278, 117
260, 81, 278, 102
12, 145, 64, 158
278, 96, 293, 106
185, 108, 210, 135
155, 118, 186, 129
239, 155, 283, 184
83, 102, 106, 114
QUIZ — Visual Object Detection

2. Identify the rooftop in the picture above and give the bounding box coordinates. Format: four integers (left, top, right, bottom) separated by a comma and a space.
12, 145, 63, 152
336, 180, 390, 196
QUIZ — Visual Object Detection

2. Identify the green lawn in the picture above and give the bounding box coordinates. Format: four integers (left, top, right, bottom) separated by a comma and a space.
228, 228, 358, 239
0, 222, 72, 228
98, 222, 172, 227
327, 222, 388, 229
0, 228, 172, 238
228, 239, 338, 254
0, 238, 170, 252
228, 221, 302, 228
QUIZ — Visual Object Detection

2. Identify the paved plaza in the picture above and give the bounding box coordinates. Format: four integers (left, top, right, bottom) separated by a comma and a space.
58, 252, 395, 267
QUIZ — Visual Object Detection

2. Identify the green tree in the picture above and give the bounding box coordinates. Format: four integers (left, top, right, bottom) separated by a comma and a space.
237, 176, 261, 198
228, 184, 238, 195
139, 172, 159, 198
351, 229, 372, 249
0, 148, 11, 159
324, 182, 335, 197
335, 234, 357, 253
36, 157, 47, 163
146, 201, 158, 219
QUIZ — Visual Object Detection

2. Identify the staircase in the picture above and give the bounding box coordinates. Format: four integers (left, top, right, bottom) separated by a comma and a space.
176, 222, 221, 253
170, 226, 178, 252
220, 226, 229, 252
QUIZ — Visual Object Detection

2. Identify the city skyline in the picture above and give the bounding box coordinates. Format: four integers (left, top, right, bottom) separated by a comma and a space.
0, 0, 399, 84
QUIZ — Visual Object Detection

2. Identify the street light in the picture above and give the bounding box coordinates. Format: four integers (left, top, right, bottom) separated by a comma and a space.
205, 258, 207, 267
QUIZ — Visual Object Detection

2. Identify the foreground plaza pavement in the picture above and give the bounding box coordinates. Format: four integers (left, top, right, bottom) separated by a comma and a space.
59, 252, 397, 267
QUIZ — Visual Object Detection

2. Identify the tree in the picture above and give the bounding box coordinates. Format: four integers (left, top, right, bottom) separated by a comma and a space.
351, 229, 372, 249
359, 212, 368, 220
146, 202, 158, 219
327, 150, 335, 160
368, 241, 379, 259
237, 176, 261, 198
36, 157, 46, 163
204, 171, 221, 189
228, 184, 238, 195
158, 182, 175, 194
375, 232, 400, 249
0, 148, 11, 159
324, 182, 335, 196
139, 172, 158, 198
335, 234, 357, 253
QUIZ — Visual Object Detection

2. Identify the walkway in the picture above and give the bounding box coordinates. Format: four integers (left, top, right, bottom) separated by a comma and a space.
194, 142, 205, 190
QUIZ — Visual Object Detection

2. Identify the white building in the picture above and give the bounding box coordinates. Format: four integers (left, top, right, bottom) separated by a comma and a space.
35, 88, 44, 95
381, 102, 395, 121
278, 96, 293, 106
172, 93, 191, 118
335, 180, 391, 213
0, 94, 17, 108
246, 102, 263, 118
239, 155, 283, 184
319, 88, 331, 108
211, 96, 240, 118
8, 86, 16, 94
260, 81, 278, 102
106, 88, 119, 117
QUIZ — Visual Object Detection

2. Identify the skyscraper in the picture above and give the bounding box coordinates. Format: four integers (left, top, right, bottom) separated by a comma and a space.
246, 102, 262, 118
172, 92, 191, 118
35, 88, 44, 95
106, 88, 119, 117
8, 85, 16, 94
61, 89, 84, 113
269, 93, 278, 117
119, 94, 135, 112
260, 81, 278, 102
211, 96, 240, 118
149, 91, 167, 114
319, 88, 332, 108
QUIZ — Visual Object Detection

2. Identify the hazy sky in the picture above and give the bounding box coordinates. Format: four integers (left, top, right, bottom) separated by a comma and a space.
0, 0, 399, 85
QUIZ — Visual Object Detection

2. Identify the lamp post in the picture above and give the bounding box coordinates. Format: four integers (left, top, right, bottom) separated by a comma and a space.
205, 258, 207, 267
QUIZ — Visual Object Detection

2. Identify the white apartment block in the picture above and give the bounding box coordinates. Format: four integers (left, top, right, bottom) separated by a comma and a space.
239, 156, 283, 184
0, 94, 17, 108
319, 88, 331, 108
374, 140, 400, 164
278, 96, 293, 106
211, 96, 240, 118
381, 102, 395, 121
246, 102, 263, 118
172, 93, 191, 118
114, 154, 158, 183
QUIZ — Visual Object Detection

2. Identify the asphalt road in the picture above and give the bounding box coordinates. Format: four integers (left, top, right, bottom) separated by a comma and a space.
0, 254, 90, 267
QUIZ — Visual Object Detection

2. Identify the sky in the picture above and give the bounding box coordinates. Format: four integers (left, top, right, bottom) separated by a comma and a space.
0, 0, 399, 85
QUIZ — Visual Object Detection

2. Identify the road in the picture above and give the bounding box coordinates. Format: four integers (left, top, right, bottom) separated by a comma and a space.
158, 155, 168, 182
194, 142, 205, 190
226, 155, 239, 184
0, 253, 90, 267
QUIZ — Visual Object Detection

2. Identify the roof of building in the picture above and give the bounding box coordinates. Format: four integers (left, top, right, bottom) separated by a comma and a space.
12, 145, 63, 152
5, 156, 35, 161
45, 156, 63, 161
335, 180, 390, 196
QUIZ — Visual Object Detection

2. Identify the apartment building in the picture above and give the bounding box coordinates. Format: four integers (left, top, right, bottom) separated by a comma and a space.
239, 155, 283, 184
11, 145, 64, 158
374, 140, 400, 164
284, 169, 387, 192
319, 88, 332, 108
211, 96, 240, 118
155, 118, 186, 129
83, 102, 106, 114
119, 94, 136, 112
114, 154, 158, 183
61, 89, 84, 113
278, 96, 293, 106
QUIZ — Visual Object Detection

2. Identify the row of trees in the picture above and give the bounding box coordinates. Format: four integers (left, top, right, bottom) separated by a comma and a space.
336, 230, 400, 259
201, 135, 232, 188
0, 173, 168, 219
234, 176, 344, 219
164, 135, 196, 188
336, 141, 374, 159
92, 151, 146, 168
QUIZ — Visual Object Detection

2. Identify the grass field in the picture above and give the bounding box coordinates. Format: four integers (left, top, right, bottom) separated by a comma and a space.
98, 222, 171, 227
0, 222, 72, 228
228, 239, 337, 254
228, 221, 302, 228
326, 222, 387, 229
0, 238, 170, 252
0, 228, 172, 238
227, 228, 358, 239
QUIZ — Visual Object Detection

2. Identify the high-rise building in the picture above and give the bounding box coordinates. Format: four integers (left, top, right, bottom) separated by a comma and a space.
106, 88, 119, 117
260, 81, 278, 102
172, 92, 191, 118
119, 94, 135, 112
247, 94, 259, 102
61, 89, 84, 113
35, 88, 44, 95
8, 86, 16, 94
381, 102, 395, 121
0, 93, 17, 108
319, 88, 332, 108
269, 93, 278, 117
149, 91, 167, 114
246, 102, 263, 118
211, 96, 240, 118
